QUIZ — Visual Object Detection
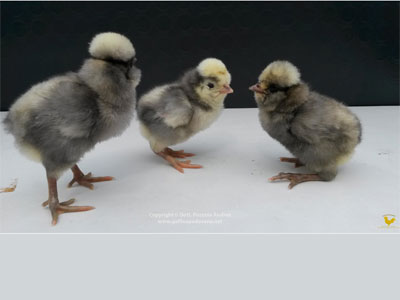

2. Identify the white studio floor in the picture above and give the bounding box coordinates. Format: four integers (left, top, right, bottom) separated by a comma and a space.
0, 107, 399, 233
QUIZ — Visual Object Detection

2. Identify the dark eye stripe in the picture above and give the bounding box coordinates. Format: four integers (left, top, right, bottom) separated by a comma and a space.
268, 84, 278, 93
268, 83, 290, 93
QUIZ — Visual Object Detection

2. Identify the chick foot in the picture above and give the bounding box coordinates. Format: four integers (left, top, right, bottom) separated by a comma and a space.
269, 172, 322, 189
42, 198, 95, 225
158, 151, 202, 173
164, 147, 195, 158
45, 176, 94, 225
280, 157, 304, 168
68, 164, 114, 190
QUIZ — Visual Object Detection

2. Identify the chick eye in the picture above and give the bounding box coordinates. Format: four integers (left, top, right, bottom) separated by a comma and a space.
207, 83, 215, 89
268, 84, 279, 93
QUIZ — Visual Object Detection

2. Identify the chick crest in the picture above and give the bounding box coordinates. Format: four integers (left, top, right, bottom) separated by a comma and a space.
259, 60, 300, 87
195, 58, 233, 105
252, 60, 303, 110
89, 32, 136, 61
197, 58, 232, 85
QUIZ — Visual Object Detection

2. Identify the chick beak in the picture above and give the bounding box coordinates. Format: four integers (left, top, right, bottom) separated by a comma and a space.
220, 84, 234, 94
249, 84, 265, 94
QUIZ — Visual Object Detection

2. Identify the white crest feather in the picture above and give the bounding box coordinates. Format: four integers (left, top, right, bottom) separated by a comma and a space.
89, 32, 135, 61
197, 58, 231, 84
260, 60, 301, 86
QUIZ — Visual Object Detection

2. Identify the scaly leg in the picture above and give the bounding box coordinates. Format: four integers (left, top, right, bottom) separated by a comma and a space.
280, 157, 304, 168
42, 175, 94, 225
68, 164, 114, 190
269, 172, 322, 189
157, 148, 202, 173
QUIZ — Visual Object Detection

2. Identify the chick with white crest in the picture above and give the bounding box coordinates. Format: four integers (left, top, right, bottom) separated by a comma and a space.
137, 58, 233, 173
3, 32, 141, 224
250, 60, 361, 189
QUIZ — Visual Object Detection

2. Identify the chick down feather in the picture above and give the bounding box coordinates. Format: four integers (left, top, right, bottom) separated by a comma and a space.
252, 60, 361, 181
137, 58, 232, 153
3, 32, 141, 178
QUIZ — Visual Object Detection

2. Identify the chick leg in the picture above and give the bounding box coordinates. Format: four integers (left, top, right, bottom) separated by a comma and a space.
164, 147, 195, 158
157, 150, 202, 173
68, 164, 114, 190
269, 172, 322, 189
280, 157, 304, 168
42, 175, 94, 225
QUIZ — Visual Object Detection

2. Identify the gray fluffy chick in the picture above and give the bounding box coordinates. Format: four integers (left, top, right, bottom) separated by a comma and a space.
3, 32, 141, 224
137, 58, 233, 173
250, 60, 361, 189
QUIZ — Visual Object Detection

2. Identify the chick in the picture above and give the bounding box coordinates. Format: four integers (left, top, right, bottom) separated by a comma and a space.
137, 58, 233, 173
3, 32, 141, 224
249, 60, 361, 189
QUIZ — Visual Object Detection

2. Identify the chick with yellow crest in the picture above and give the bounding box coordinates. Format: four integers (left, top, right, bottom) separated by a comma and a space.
138, 58, 233, 173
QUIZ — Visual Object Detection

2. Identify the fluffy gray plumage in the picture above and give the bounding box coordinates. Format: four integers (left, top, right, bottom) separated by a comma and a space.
3, 32, 141, 225
4, 34, 141, 178
137, 58, 232, 172
137, 71, 220, 150
251, 60, 361, 186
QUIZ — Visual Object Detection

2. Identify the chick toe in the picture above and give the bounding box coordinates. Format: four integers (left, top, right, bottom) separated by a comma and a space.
269, 172, 322, 189
68, 164, 114, 190
50, 202, 95, 226
158, 151, 202, 173
42, 198, 76, 207
164, 147, 196, 158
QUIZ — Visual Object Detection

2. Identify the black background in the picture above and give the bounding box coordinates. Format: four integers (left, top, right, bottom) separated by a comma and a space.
1, 1, 398, 110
